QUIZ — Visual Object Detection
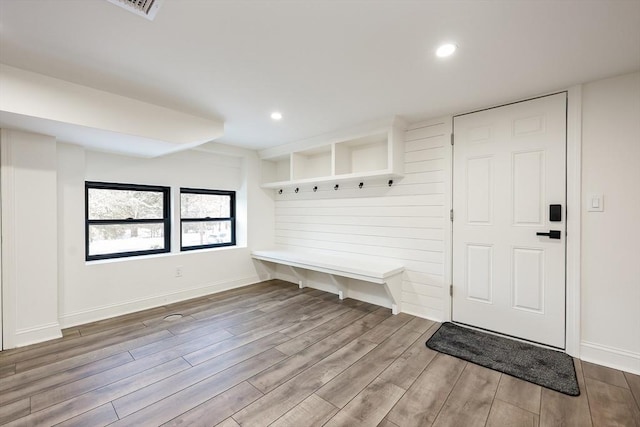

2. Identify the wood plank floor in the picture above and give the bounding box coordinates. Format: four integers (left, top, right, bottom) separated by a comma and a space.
1, 280, 638, 426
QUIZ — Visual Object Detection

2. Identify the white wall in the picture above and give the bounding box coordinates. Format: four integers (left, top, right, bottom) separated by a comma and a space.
1, 130, 60, 347
0, 130, 274, 347
271, 118, 450, 319
56, 143, 274, 328
580, 71, 640, 373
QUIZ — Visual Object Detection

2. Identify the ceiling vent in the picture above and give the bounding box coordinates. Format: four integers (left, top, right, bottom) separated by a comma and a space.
106, 0, 164, 21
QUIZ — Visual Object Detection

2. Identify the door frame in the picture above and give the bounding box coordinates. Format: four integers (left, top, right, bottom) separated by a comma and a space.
444, 85, 582, 357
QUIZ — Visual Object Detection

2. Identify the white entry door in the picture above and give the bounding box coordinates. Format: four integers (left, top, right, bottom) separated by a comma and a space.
452, 93, 567, 348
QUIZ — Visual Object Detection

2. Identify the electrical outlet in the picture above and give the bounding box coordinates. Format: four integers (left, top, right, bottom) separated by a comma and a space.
175, 266, 183, 277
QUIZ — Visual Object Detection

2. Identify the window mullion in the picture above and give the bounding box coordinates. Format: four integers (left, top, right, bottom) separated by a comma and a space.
88, 218, 166, 225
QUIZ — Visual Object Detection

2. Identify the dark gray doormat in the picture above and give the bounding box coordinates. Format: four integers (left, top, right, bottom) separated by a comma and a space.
426, 322, 579, 396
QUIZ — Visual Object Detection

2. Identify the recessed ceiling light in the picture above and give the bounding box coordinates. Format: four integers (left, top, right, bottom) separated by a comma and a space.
436, 43, 457, 58
271, 112, 283, 120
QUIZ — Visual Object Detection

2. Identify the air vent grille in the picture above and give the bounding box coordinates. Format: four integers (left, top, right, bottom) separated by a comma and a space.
129, 0, 155, 14
106, 0, 163, 21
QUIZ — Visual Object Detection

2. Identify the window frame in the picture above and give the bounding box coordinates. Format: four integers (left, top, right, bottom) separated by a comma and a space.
85, 181, 171, 261
180, 187, 236, 251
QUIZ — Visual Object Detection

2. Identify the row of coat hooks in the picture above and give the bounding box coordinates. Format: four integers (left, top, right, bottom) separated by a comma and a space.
278, 179, 394, 195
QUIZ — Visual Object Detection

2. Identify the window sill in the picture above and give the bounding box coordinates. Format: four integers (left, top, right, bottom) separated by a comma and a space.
85, 244, 246, 265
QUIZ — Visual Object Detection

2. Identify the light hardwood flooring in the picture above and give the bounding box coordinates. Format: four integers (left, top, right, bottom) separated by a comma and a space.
1, 280, 639, 426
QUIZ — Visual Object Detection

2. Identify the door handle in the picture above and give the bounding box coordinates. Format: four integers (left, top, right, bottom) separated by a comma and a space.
536, 230, 561, 239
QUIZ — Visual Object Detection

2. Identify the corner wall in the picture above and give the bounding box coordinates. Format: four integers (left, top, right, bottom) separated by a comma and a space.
56, 143, 275, 328
1, 130, 60, 347
580, 71, 640, 373
1, 131, 275, 348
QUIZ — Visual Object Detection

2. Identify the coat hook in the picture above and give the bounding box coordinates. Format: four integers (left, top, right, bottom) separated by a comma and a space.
334, 184, 339, 191
358, 182, 364, 189
278, 189, 283, 194
295, 187, 299, 193
313, 186, 318, 192
388, 179, 393, 187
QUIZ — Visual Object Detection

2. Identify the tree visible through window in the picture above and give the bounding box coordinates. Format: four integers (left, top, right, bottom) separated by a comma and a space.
181, 188, 236, 250
85, 182, 170, 260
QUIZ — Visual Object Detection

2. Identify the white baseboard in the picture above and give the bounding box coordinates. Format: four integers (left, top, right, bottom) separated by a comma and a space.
256, 272, 271, 282
580, 340, 640, 375
59, 275, 262, 329
401, 306, 443, 324
15, 322, 63, 348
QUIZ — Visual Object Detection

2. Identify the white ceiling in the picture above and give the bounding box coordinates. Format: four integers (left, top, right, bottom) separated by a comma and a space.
1, 0, 639, 152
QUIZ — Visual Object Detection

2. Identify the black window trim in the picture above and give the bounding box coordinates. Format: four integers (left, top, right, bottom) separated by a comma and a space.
180, 187, 236, 251
85, 181, 171, 261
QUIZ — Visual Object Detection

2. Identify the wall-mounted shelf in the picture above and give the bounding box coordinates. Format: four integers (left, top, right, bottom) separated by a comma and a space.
260, 117, 406, 189
292, 146, 332, 180
261, 155, 291, 184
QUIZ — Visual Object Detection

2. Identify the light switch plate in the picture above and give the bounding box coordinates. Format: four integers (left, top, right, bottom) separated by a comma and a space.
587, 193, 604, 212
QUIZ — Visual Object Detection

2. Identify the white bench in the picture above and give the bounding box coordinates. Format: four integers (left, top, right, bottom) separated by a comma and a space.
251, 248, 404, 314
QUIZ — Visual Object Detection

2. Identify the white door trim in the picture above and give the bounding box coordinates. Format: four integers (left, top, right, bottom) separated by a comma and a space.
565, 85, 582, 357
444, 88, 582, 357
0, 131, 16, 350
442, 116, 453, 322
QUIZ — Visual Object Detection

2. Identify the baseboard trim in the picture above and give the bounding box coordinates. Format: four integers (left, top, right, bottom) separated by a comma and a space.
15, 322, 63, 348
59, 275, 262, 329
580, 341, 640, 375
256, 273, 271, 282
401, 306, 443, 324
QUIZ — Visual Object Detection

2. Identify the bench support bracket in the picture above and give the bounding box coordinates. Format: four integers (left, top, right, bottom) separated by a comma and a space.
288, 266, 307, 289
382, 274, 402, 315
328, 274, 348, 300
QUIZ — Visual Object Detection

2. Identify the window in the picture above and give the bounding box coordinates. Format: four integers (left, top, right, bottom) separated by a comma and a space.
181, 188, 236, 251
85, 182, 170, 260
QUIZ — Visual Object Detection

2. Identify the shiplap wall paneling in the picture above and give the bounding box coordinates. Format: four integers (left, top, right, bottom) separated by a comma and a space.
273, 118, 450, 321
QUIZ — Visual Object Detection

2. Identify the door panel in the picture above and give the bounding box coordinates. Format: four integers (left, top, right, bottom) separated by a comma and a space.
466, 156, 493, 224
453, 93, 567, 348
512, 247, 544, 312
512, 150, 544, 225
466, 244, 493, 303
